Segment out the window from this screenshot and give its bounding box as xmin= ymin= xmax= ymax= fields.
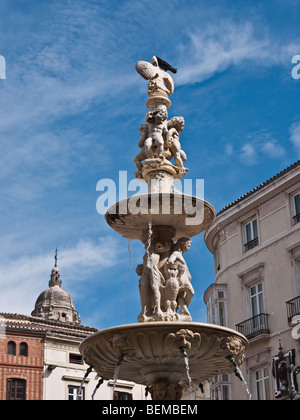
xmin=68 ymin=385 xmax=84 ymax=400
xmin=243 ymin=219 xmax=259 ymax=252
xmin=6 ymin=378 xmax=26 ymax=400
xmin=251 ymin=283 xmax=264 ymax=317
xmin=250 ymin=282 xmax=267 ymax=331
xmin=206 ymin=287 xmax=227 ymax=327
xmin=69 ymin=353 xmax=83 ymax=364
xmin=214 ymin=248 xmax=221 ymax=272
xmin=292 ymin=193 xmax=300 ymax=225
xmin=20 ymin=342 xmax=28 ymax=356
xmin=254 ymin=368 xmax=270 ymax=400
xmin=113 ymin=391 xmax=133 ymax=400
xmin=210 ymin=374 xmax=231 ymax=400
xmin=7 ymin=341 xmax=16 ymax=355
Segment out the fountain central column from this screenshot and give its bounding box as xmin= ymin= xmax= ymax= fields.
xmin=79 ymin=56 xmax=248 ymax=401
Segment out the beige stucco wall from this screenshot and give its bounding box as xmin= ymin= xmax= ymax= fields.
xmin=204 ymin=164 xmax=300 ymax=400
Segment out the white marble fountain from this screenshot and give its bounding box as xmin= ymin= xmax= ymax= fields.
xmin=79 ymin=56 xmax=248 ymax=400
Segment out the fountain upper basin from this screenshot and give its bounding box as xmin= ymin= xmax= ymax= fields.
xmin=105 ymin=193 xmax=216 ymax=241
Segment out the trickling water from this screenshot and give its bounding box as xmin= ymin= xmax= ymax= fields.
xmin=184 ymin=356 xmax=193 ymax=396
xmin=112 ymin=365 xmax=120 ymax=399
xmin=122 ymin=239 xmax=132 ymax=323
xmin=76 ymin=366 xmax=92 ymax=400
xmin=146 ymin=217 xmax=153 ymax=256
xmin=180 ymin=347 xmax=193 ymax=399
xmin=227 ymin=356 xmax=252 ymax=400
xmin=233 ymin=365 xmax=252 ymax=400
xmin=242 ymin=379 xmax=252 ymax=400
xmin=112 ymin=356 xmax=123 ymax=400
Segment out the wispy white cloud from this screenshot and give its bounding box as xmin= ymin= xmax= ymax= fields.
xmin=0 ymin=237 xmax=121 ymax=315
xmin=0 ymin=1 xmax=137 ymax=134
xmin=289 ymin=122 xmax=300 ymax=154
xmin=176 ymin=20 xmax=294 ymax=86
xmin=240 ymin=143 xmax=257 ymax=165
xmin=237 ymin=131 xmax=286 ymax=165
xmin=261 ymin=141 xmax=285 ymax=158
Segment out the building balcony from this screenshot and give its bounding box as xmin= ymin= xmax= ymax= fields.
xmin=236 ymin=313 xmax=270 ymax=340
xmin=293 ymin=213 xmax=300 ymax=224
xmin=286 ymin=296 xmax=300 ymax=323
xmin=244 ymin=237 xmax=259 ymax=252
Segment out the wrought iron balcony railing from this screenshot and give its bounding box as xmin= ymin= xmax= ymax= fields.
xmin=286 ymin=296 xmax=300 ymax=323
xmin=236 ymin=313 xmax=270 ymax=339
xmin=244 ymin=237 xmax=259 ymax=252
xmin=293 ymin=213 xmax=300 ymax=224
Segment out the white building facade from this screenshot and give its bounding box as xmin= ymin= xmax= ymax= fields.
xmin=43 ymin=331 xmax=146 ymax=400
xmin=204 ymin=160 xmax=300 ymax=400
xmin=25 ymin=257 xmax=147 ymax=400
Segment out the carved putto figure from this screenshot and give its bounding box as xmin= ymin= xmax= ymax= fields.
xmin=166 ymin=116 xmax=187 ymax=169
xmin=134 ymin=56 xmax=189 ymax=183
xmin=144 ymin=106 xmax=169 ymax=159
xmin=133 ymin=111 xmax=188 ymax=175
xmin=137 ymin=234 xmax=193 ymax=323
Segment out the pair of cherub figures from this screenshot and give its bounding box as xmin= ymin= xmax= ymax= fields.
xmin=137 ymin=236 xmax=194 ymax=322
xmin=134 ymin=106 xmax=187 ymax=173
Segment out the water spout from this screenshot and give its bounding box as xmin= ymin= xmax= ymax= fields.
xmin=199 ymin=383 xmax=206 ymax=400
xmin=117 ymin=354 xmax=124 ymax=365
xmin=226 ymin=356 xmax=252 ymax=400
xmin=112 ymin=355 xmax=124 ymax=399
xmin=181 ymin=347 xmax=193 ymax=397
xmin=122 ymin=239 xmax=132 ymax=323
xmin=76 ymin=365 xmax=93 ymax=400
xmin=180 ymin=346 xmax=188 ymax=357
xmin=226 ymin=356 xmax=244 ymax=381
xmin=91 ymin=377 xmax=104 ymax=400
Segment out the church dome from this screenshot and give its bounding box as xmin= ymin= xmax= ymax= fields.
xmin=35 ymin=285 xmax=76 ymax=309
xmin=31 ymin=253 xmax=81 ymax=325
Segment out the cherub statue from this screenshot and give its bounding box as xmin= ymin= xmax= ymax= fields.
xmin=144 ymin=107 xmax=168 ymax=159
xmin=133 ymin=124 xmax=149 ymax=171
xmin=137 ymin=238 xmax=172 ymax=322
xmin=167 ymin=237 xmax=194 ymax=318
xmin=165 ymin=116 xmax=187 ymax=168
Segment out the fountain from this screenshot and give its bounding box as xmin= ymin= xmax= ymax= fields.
xmin=79 ymin=56 xmax=248 ymax=400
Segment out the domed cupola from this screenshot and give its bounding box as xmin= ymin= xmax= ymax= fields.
xmin=31 ymin=250 xmax=81 ymax=325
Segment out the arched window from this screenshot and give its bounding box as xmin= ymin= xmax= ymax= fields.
xmin=7 ymin=341 xmax=16 ymax=355
xmin=19 ymin=342 xmax=28 ymax=357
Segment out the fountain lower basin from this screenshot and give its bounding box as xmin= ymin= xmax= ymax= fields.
xmin=79 ymin=321 xmax=248 ymax=399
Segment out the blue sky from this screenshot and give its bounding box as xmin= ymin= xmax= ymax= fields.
xmin=0 ymin=0 xmax=299 ymax=329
